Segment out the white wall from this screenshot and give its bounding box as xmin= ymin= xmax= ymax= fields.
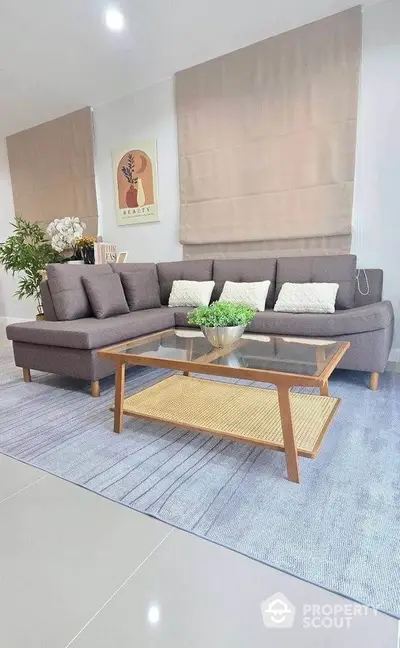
xmin=352 ymin=0 xmax=400 ymax=353
xmin=93 ymin=78 xmax=182 ymax=263
xmin=1 ymin=1 xmax=400 ymax=365
xmin=0 ymin=139 xmax=36 ymax=324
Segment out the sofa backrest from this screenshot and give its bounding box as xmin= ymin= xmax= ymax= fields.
xmin=212 ymin=258 xmax=277 ymax=309
xmin=40 ymin=280 xmax=58 ymax=321
xmin=41 ymin=257 xmax=383 ymax=322
xmin=156 ymin=259 xmax=213 ymax=305
xmin=110 ymin=262 xmax=156 ymax=275
xmin=275 ymin=255 xmax=357 ymax=309
xmin=46 ymin=263 xmax=113 ymax=320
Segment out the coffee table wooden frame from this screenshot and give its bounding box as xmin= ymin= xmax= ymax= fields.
xmin=99 ymin=330 xmax=349 ymax=484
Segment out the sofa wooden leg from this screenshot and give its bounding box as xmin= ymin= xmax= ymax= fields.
xmin=91 ymin=380 xmax=101 ymax=398
xmin=369 ymin=372 xmax=379 ymax=391
xmin=23 ymin=368 xmax=31 ymax=383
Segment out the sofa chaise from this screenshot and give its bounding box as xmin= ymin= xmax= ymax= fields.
xmin=6 ymin=254 xmax=394 ymax=395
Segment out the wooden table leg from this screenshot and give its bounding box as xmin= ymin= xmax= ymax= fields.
xmin=320 ymin=381 xmax=329 ymax=396
xmin=114 ymin=362 xmax=126 ymax=434
xmin=23 ymin=368 xmax=31 ymax=383
xmin=183 ymin=339 xmax=193 ymax=376
xmin=316 ymin=346 xmax=326 ymax=375
xmin=277 ymin=387 xmax=300 ymax=483
xmin=316 ymin=347 xmax=329 ymax=396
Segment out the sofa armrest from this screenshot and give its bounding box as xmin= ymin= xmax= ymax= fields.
xmin=355 ymin=269 xmax=383 ymax=307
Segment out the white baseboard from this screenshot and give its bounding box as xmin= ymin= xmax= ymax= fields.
xmin=0 ymin=316 xmax=31 ymax=328
xmin=0 ymin=317 xmax=31 ymax=345
xmin=0 ymin=317 xmax=32 ymax=341
xmin=389 ymin=348 xmax=400 ymax=363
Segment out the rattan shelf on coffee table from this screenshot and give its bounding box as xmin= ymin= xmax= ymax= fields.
xmin=122 ymin=375 xmax=340 ymax=458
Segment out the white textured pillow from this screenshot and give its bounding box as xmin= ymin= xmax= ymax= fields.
xmin=274 ymin=283 xmax=339 ymax=314
xmin=219 ymin=280 xmax=271 ymax=312
xmin=168 ymin=280 xmax=215 ymax=308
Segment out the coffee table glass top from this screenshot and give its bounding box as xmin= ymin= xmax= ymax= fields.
xmin=102 ymin=329 xmax=346 ymax=378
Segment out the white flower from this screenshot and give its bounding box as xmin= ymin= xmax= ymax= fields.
xmin=47 ymin=216 xmax=86 ymax=251
xmin=50 ymin=233 xmax=64 ymax=252
xmin=46 ymin=222 xmax=56 ymax=237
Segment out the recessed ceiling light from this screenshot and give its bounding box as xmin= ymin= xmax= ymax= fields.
xmin=105 ymin=7 xmax=125 ymax=32
xmin=147 ymin=605 xmax=160 ymax=625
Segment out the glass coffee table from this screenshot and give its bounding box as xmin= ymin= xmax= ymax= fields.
xmin=99 ymin=330 xmax=349 ymax=483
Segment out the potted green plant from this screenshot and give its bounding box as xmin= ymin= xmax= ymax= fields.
xmin=0 ymin=216 xmax=62 ymax=319
xmin=188 ymin=301 xmax=256 ymax=347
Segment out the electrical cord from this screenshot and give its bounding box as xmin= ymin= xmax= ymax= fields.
xmin=356 ymin=269 xmax=370 ymax=296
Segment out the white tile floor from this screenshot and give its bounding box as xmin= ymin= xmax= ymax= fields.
xmin=0 ymin=453 xmax=398 ymax=648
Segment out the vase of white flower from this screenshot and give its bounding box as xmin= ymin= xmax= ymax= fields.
xmin=46 ymin=217 xmax=86 ymax=260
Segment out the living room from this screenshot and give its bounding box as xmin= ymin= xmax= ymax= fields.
xmin=0 ymin=0 xmax=399 ymax=646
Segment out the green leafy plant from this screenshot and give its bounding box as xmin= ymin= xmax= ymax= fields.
xmin=0 ymin=216 xmax=62 ymax=315
xmin=188 ymin=301 xmax=256 ymax=328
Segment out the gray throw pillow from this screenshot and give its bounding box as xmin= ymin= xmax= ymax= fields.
xmin=120 ymin=269 xmax=161 ymax=311
xmin=82 ymin=274 xmax=129 ymax=319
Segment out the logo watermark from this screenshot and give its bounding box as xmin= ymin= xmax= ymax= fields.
xmin=261 ymin=593 xmax=378 ymax=630
xmin=260 ymin=594 xmax=296 ymax=629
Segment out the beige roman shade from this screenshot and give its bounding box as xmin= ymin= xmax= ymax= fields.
xmin=176 ymin=8 xmax=362 ymax=259
xmin=6 ymin=107 xmax=98 ymax=236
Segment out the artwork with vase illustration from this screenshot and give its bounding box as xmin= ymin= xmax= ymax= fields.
xmin=113 ymin=141 xmax=159 ymax=225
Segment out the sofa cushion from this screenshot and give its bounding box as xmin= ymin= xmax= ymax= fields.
xmin=121 ymin=269 xmax=161 ymax=311
xmin=47 ymin=263 xmax=113 ymax=321
xmin=274 ymin=282 xmax=339 ymax=314
xmin=275 ymin=255 xmax=357 ymax=309
xmin=172 ymin=302 xmax=393 ymax=337
xmin=212 ymin=258 xmax=277 ymax=308
xmin=6 ymin=308 xmax=175 ymax=350
xmin=157 ymin=260 xmax=213 ymax=305
xmin=171 ymin=307 xmax=195 ymax=328
xmin=174 ymin=301 xmax=393 ymax=337
xmin=82 ymin=273 xmax=129 ymax=319
xmin=246 ymin=301 xmax=393 ymax=337
xmin=168 ymin=280 xmax=215 ymax=308
xmin=219 ymin=280 xmax=271 ymax=312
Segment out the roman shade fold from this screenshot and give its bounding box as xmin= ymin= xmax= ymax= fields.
xmin=6 ymin=107 xmax=98 ymax=236
xmin=176 ymin=7 xmax=362 ymax=259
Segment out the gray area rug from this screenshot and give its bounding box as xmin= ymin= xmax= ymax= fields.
xmin=0 ymin=348 xmax=399 ymax=618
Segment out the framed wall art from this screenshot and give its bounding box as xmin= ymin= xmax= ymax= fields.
xmin=113 ymin=140 xmax=159 ymax=226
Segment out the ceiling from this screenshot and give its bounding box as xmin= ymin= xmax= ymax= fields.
xmin=0 ymin=0 xmax=382 ymax=137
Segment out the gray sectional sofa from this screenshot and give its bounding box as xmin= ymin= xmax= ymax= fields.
xmin=6 ymin=254 xmax=394 ymax=395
